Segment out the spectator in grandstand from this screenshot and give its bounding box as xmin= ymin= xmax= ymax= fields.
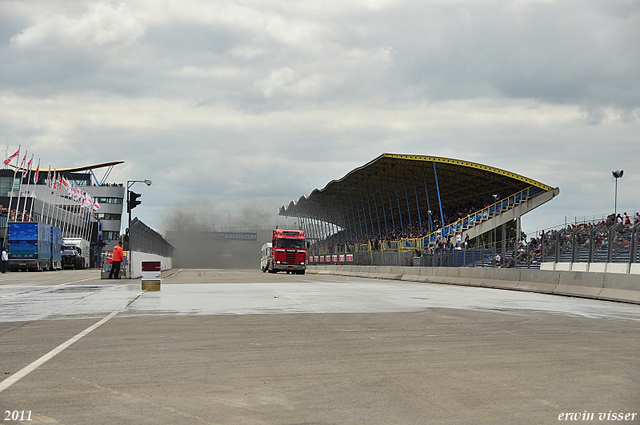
xmin=624 ymin=213 xmax=631 ymax=226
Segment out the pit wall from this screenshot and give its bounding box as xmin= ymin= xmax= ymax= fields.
xmin=129 ymin=251 xmax=172 ymax=279
xmin=308 ymin=265 xmax=640 ymax=305
xmin=541 ymin=262 xmax=640 ymax=275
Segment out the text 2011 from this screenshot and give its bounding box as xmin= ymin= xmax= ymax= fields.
xmin=4 ymin=411 xmax=31 ymax=421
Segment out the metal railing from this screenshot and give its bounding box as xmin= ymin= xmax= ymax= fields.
xmin=541 ymin=222 xmax=640 ymax=265
xmin=308 ymin=238 xmax=541 ymax=269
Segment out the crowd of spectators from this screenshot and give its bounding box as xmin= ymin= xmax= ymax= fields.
xmin=310 ymin=208 xmax=640 ymax=270
xmin=311 ymin=197 xmax=500 ymax=253
xmin=0 ymin=205 xmax=35 ymax=222
xmin=537 ymin=212 xmax=640 ymax=264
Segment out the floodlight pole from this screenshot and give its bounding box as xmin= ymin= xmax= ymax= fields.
xmin=612 ymin=170 xmax=623 ymax=217
xmin=126 ymin=179 xmax=151 ymax=279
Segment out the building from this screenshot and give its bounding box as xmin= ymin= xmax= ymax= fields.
xmin=0 ymin=161 xmax=126 ymax=264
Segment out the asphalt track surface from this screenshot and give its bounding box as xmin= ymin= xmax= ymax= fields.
xmin=0 ymin=268 xmax=639 ymax=425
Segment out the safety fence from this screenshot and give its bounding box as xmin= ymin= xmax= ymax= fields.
xmin=310 ymin=244 xmax=532 ymax=269
xmin=541 ymin=222 xmax=640 ymax=265
xmin=309 ymin=221 xmax=640 ymax=272
xmin=130 ymin=218 xmax=174 ymax=258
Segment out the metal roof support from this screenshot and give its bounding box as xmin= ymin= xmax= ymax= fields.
xmin=312 ymin=216 xmax=319 ymax=240
xmin=394 ymin=176 xmax=404 ymax=237
xmin=329 ymin=209 xmax=337 ymax=246
xmin=340 ymin=201 xmax=350 ymax=244
xmin=433 ymin=161 xmax=446 ymax=236
xmin=348 ymin=200 xmax=356 ymax=243
xmin=365 ymin=187 xmax=375 ymax=241
xmin=332 ymin=212 xmax=338 ymax=246
xmin=313 ymin=208 xmax=321 ymax=240
xmin=342 ymin=199 xmax=352 ymax=243
xmin=315 ymin=216 xmax=322 ymax=241
xmin=339 ymin=207 xmax=347 ymax=246
xmin=323 ymin=214 xmax=330 ymax=241
xmin=324 ymin=215 xmax=330 ymax=241
xmin=412 ymin=170 xmax=423 ymax=236
xmin=422 ymin=165 xmax=433 ymax=233
xmin=307 ymin=216 xmax=313 ymax=240
xmin=360 ymin=192 xmax=370 ymax=240
xmin=350 ymin=196 xmax=361 ymax=242
xmin=402 ymin=173 xmax=413 ymax=235
xmin=371 ymin=186 xmax=382 ymax=240
xmin=386 ymin=180 xmax=396 ymax=238
xmin=331 ymin=208 xmax=341 ymax=246
xmin=379 ymin=182 xmax=389 ymax=239
xmin=360 ymin=192 xmax=368 ymax=240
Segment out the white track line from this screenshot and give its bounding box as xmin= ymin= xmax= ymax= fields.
xmin=0 ymin=291 xmax=144 ymax=394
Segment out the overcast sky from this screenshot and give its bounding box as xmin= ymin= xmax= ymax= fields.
xmin=1 ymin=0 xmax=638 ymax=236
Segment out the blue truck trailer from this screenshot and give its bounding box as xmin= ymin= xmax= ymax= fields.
xmin=51 ymin=226 xmax=62 ymax=270
xmin=8 ymin=222 xmax=62 ymax=271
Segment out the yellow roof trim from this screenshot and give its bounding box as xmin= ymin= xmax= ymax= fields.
xmin=384 ymin=153 xmax=553 ymax=191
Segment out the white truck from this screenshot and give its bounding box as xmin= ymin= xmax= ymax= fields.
xmin=61 ymin=238 xmax=90 ymax=269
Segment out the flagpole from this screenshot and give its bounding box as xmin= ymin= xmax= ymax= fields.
xmin=73 ymin=202 xmax=80 ymax=238
xmin=43 ymin=167 xmax=52 ymax=225
xmin=50 ymin=174 xmax=59 ymax=229
xmin=3 ymin=146 xmax=20 ymax=247
xmin=5 ymin=146 xmax=20 ymax=221
xmin=83 ymin=204 xmax=91 ymax=243
xmin=29 ymin=159 xmax=40 ymax=222
xmin=21 ymin=154 xmax=34 ymax=222
xmin=82 ymin=193 xmax=90 ymax=241
xmin=14 ymin=151 xmax=27 ymax=222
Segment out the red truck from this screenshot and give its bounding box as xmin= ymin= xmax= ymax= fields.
xmin=261 ymin=229 xmax=306 ymax=274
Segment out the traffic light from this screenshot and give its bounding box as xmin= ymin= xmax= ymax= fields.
xmin=128 ymin=191 xmax=142 ymax=212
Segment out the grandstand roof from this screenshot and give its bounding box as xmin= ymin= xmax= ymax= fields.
xmin=13 ymin=160 xmax=125 ymax=173
xmin=279 ymin=153 xmax=554 ymax=225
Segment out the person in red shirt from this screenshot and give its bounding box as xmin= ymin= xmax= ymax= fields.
xmin=109 ymin=241 xmax=124 ymax=279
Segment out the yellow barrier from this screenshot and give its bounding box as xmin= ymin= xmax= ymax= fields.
xmin=356 ymin=243 xmax=372 ymax=252
xmin=382 ymin=241 xmax=399 ymax=251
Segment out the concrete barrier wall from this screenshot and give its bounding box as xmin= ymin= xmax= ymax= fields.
xmin=308 ymin=265 xmax=640 ymax=305
xmin=541 ymin=261 xmax=640 ymax=274
xmin=130 ymin=251 xmax=172 ymax=278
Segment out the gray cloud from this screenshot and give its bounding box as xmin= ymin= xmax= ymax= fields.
xmin=0 ymin=0 xmax=638 ymax=236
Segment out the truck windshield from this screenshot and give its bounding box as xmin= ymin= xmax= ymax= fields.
xmin=276 ymin=239 xmax=305 ymax=249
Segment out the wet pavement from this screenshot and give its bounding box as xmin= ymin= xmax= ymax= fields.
xmin=2 ymin=268 xmax=640 ymax=323
xmin=1 ymin=269 xmax=639 ymax=424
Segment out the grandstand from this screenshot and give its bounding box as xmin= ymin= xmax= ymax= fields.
xmin=279 ymin=153 xmax=560 ymax=267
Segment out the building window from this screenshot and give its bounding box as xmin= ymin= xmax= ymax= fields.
xmin=97 ymin=213 xmax=122 ymax=220
xmin=101 ymin=231 xmax=120 ymax=241
xmin=0 ymin=176 xmax=20 ymax=197
xmin=96 ymin=197 xmax=123 ymax=204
